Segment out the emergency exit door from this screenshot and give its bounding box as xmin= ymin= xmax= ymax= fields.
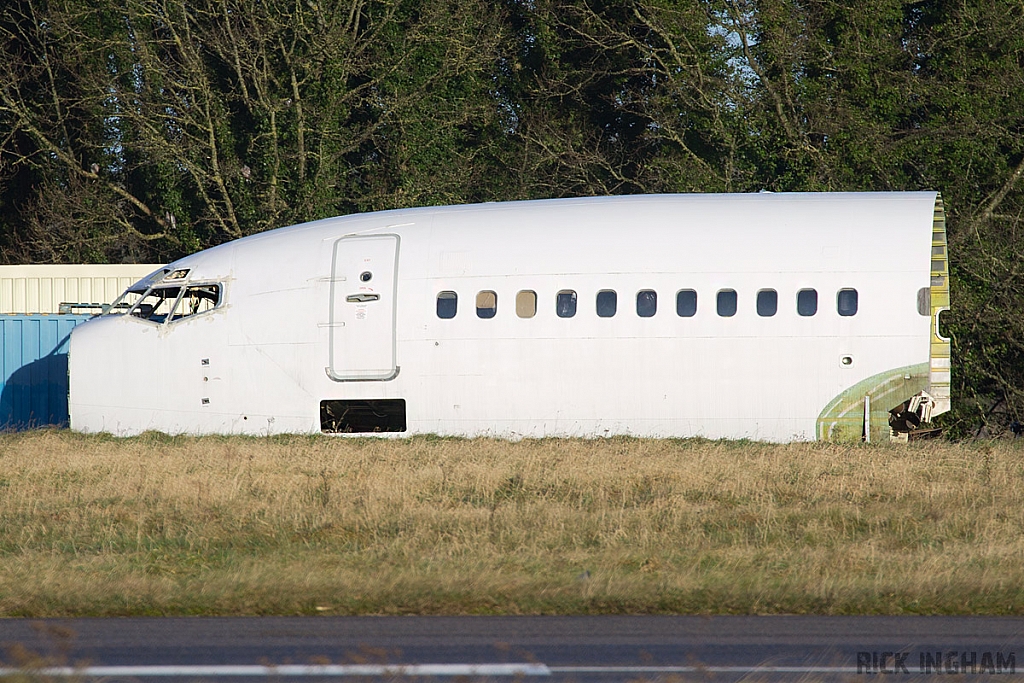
xmin=328 ymin=235 xmax=399 ymax=381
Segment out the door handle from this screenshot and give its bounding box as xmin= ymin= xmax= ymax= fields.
xmin=346 ymin=293 xmax=380 ymax=303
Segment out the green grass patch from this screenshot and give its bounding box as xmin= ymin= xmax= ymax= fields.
xmin=2 ymin=430 xmax=1024 ymax=616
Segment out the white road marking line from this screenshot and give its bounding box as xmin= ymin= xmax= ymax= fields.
xmin=0 ymin=664 xmax=552 ymax=677
xmin=0 ymin=664 xmax=885 ymax=677
xmin=551 ymin=666 xmax=860 ymax=674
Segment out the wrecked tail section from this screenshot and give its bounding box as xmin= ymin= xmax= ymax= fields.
xmin=817 ymin=364 xmax=931 ymax=443
xmin=928 ymin=194 xmax=952 ymax=417
xmin=817 ymin=194 xmax=951 ymax=444
xmin=888 ymin=391 xmax=942 ymax=442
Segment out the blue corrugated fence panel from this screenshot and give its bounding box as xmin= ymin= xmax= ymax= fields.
xmin=38 ymin=319 xmax=57 ymax=422
xmin=3 ymin=319 xmax=23 ymax=420
xmin=54 ymin=317 xmax=82 ymax=426
xmin=26 ymin=318 xmax=47 ymax=427
xmin=0 ymin=314 xmax=92 ymax=430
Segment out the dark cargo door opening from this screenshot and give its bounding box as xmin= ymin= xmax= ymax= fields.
xmin=320 ymin=399 xmax=406 ymax=433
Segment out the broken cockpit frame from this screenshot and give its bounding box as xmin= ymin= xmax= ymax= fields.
xmin=104 ymin=268 xmax=222 ymax=324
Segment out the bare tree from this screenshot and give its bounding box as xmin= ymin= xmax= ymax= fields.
xmin=0 ymin=0 xmax=511 ymax=260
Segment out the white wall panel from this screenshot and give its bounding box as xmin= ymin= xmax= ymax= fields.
xmin=0 ymin=265 xmax=162 ymax=313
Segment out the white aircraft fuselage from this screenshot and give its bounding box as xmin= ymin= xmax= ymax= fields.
xmin=69 ymin=193 xmax=951 ymax=441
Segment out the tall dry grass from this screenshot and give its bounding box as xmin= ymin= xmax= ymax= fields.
xmin=1 ymin=431 xmax=1023 ymax=616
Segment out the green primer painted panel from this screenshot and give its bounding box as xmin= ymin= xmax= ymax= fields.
xmin=816 ymin=363 xmax=929 ymax=442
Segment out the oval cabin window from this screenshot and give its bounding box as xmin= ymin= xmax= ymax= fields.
xmin=556 ymin=290 xmax=577 ymax=318
xmin=837 ymin=288 xmax=858 ymax=316
xmin=676 ymin=290 xmax=697 ymax=317
xmin=516 ymin=290 xmax=537 ymax=318
xmin=917 ymin=287 xmax=930 ymax=316
xmin=797 ymin=289 xmax=817 ymax=316
xmin=756 ymin=289 xmax=777 ymax=317
xmin=436 ymin=291 xmax=457 ymax=319
xmin=596 ymin=290 xmax=617 ymax=317
xmin=476 ymin=291 xmax=497 ymax=318
xmin=717 ymin=289 xmax=737 ymax=317
xmin=636 ymin=290 xmax=657 ymax=317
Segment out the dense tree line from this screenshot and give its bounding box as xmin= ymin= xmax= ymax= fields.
xmin=2 ymin=0 xmax=1023 ymax=436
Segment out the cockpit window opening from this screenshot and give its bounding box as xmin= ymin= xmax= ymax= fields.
xmin=106 ymin=288 xmax=146 ymax=315
xmin=128 ymin=286 xmax=181 ymax=323
xmin=116 ymin=281 xmax=223 ymax=323
xmin=169 ymin=284 xmax=221 ymax=321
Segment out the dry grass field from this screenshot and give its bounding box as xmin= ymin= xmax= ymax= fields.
xmin=1 ymin=430 xmax=1023 ymax=616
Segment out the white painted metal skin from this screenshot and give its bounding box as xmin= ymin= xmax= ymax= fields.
xmin=68 ymin=193 xmax=947 ymax=440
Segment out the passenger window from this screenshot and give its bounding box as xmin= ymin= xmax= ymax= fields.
xmin=837 ymin=288 xmax=858 ymax=316
xmin=717 ymin=289 xmax=737 ymax=317
xmin=169 ymin=284 xmax=220 ymax=321
xmin=797 ymin=289 xmax=818 ymax=316
xmin=436 ymin=291 xmax=457 ymax=319
xmin=476 ymin=291 xmax=497 ymax=318
xmin=676 ymin=289 xmax=697 ymax=317
xmin=596 ymin=290 xmax=617 ymax=317
xmin=516 ymin=290 xmax=537 ymax=318
xmin=556 ymin=290 xmax=577 ymax=318
xmin=917 ymin=287 xmax=930 ymax=316
xmin=756 ymin=289 xmax=777 ymax=317
xmin=636 ymin=290 xmax=657 ymax=317
xmin=129 ymin=287 xmax=180 ymax=323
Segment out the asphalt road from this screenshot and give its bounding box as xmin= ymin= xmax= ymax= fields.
xmin=1 ymin=616 xmax=1022 ymax=681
